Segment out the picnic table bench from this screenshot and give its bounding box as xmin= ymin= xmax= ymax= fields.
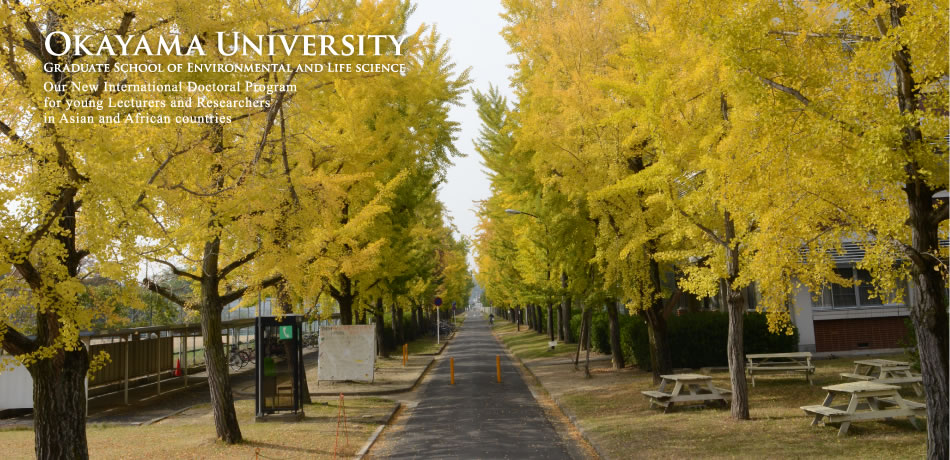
xmin=746 ymin=352 xmax=814 ymax=386
xmin=840 ymin=359 xmax=923 ymax=396
xmin=641 ymin=373 xmax=731 ymax=413
xmin=801 ymin=381 xmax=925 ymax=436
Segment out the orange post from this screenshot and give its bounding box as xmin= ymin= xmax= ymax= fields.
xmin=450 ymin=357 xmax=455 ymax=385
xmin=496 ymin=355 xmax=501 ymax=383
xmin=403 ymin=343 xmax=408 ymax=366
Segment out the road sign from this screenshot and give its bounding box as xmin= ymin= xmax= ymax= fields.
xmin=434 ymin=297 xmax=442 ymax=306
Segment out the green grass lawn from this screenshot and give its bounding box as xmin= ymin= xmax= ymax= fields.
xmin=405 ymin=335 xmax=444 ymax=355
xmin=494 ymin=321 xmax=576 ymax=360
xmin=497 ymin=325 xmax=927 ymax=459
xmin=0 ymin=397 xmax=395 ymax=459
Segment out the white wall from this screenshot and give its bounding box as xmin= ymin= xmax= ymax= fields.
xmin=317 ymin=325 xmax=376 ymax=382
xmin=791 ymin=286 xmax=817 ymax=353
xmin=0 ymin=361 xmax=33 ymax=411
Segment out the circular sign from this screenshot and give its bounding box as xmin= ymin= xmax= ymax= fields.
xmin=434 ymin=297 xmax=442 ymax=306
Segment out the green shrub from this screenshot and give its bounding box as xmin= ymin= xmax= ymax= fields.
xmin=621 ymin=317 xmax=650 ymax=367
xmin=569 ymin=310 xmax=612 ymax=354
xmin=623 ymin=311 xmax=799 ymax=371
xmin=570 ymin=313 xmax=582 ymax=343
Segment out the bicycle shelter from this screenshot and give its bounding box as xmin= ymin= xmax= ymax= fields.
xmin=255 ymin=315 xmax=305 ymax=419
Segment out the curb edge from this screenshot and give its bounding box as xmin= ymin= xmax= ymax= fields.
xmin=491 ymin=328 xmax=611 ymax=460
xmin=354 ymin=401 xmax=402 ymax=460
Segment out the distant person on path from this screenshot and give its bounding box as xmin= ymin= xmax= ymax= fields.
xmin=489 ymin=313 xmax=494 ymax=326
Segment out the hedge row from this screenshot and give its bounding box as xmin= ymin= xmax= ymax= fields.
xmin=571 ymin=310 xmax=799 ymax=370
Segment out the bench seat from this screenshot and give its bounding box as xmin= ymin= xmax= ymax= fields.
xmin=840 ymin=372 xmax=875 ymax=381
xmin=641 ymin=390 xmax=672 ymax=400
xmin=749 ymin=365 xmax=815 ymax=372
xmin=801 ymin=405 xmax=849 ymax=417
xmin=877 ymin=376 xmax=923 ymax=385
xmin=877 ymin=398 xmax=926 ymax=410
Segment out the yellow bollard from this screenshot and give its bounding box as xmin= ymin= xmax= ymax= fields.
xmin=450 ymin=357 xmax=455 ymax=385
xmin=496 ymin=355 xmax=501 ymax=383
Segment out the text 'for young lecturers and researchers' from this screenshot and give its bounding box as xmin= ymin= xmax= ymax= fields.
xmin=43 ymin=32 xmax=406 ymax=125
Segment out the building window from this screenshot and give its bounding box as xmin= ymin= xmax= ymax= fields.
xmin=813 ymin=267 xmax=901 ymax=309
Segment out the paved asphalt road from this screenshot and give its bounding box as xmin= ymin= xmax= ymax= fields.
xmin=382 ymin=314 xmax=572 ymax=459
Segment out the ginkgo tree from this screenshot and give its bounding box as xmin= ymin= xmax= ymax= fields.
xmin=499 ymin=0 xmax=670 ymax=374
xmin=1 ymin=0 xmax=473 ymax=456
xmin=695 ymin=0 xmax=949 ymax=455
xmin=0 ymin=1 xmax=190 ymax=458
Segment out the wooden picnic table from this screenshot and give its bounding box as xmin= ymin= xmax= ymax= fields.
xmin=746 ymin=352 xmax=815 ymax=386
xmin=840 ymin=359 xmax=923 ymax=396
xmin=641 ymin=373 xmax=731 ymax=413
xmin=801 ymin=381 xmax=925 ymax=436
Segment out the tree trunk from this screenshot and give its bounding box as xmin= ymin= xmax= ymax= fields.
xmin=196 ymin=237 xmax=243 ymax=444
xmin=573 ymin=308 xmax=586 ymax=368
xmin=723 ymin=211 xmax=750 ymax=420
xmin=606 ymin=299 xmax=624 ymax=369
xmin=337 ymin=294 xmax=354 ymax=325
xmin=906 ymin=180 xmax=949 ymax=459
xmin=413 ymin=305 xmax=422 ymax=337
xmin=726 ymin=290 xmax=749 ymax=419
xmin=391 ymin=302 xmax=402 ymax=347
xmin=584 ymin=311 xmax=592 ymax=379
xmin=535 ymin=304 xmax=544 ymax=335
xmin=30 ymin=343 xmax=90 ymax=460
xmin=201 ymin=302 xmax=242 ymax=443
xmin=574 ymin=306 xmax=592 ymax=376
xmin=516 ymin=307 xmax=521 ymax=331
xmin=526 ymin=305 xmax=533 ymax=330
xmin=579 ymin=305 xmax=591 ymax=352
xmin=374 ymin=297 xmax=388 ymax=357
xmin=547 ymin=302 xmax=555 ymax=342
xmin=875 ymin=6 xmax=947 ymax=455
xmin=642 ymin=257 xmax=672 ymax=383
xmin=560 ymin=272 xmax=573 ymax=342
xmin=333 ymin=274 xmax=355 ymax=325
xmin=642 ymin=307 xmax=672 ymax=384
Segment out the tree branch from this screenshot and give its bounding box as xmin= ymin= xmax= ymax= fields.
xmin=219 ymin=249 xmax=259 ymax=279
xmin=666 ymin=183 xmax=727 ymax=247
xmin=759 ymin=76 xmax=812 ymax=106
xmin=91 ymin=12 xmax=135 ymax=97
xmin=220 ymin=274 xmax=283 ymax=305
xmin=758 ymin=76 xmax=864 ymax=137
xmin=768 ymin=30 xmax=880 ymax=42
xmin=235 ymin=70 xmax=297 ymax=188
xmin=142 ymin=277 xmax=187 ymax=307
xmin=0 ymin=321 xmax=37 ymax=356
xmin=19 ymin=186 xmax=79 ymax=257
xmin=930 ymin=199 xmax=948 ymax=227
xmin=146 ymin=257 xmax=201 ymax=282
xmin=0 ymin=118 xmax=38 ymax=156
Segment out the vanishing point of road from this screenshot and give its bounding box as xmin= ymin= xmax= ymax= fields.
xmin=375 ymin=314 xmax=573 ymax=459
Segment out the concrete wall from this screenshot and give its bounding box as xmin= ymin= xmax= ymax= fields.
xmin=0 ymin=361 xmax=33 ymax=411
xmin=317 ymin=325 xmax=375 ymax=382
xmin=790 ymin=283 xmax=911 ymax=354
xmin=791 ymin=285 xmax=817 ymax=352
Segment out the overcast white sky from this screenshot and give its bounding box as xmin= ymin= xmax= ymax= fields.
xmin=407 ymin=1 xmax=516 ymax=264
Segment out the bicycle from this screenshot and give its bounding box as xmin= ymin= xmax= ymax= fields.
xmin=228 ymin=345 xmax=246 ymax=371
xmin=240 ymin=346 xmax=255 ymax=365
xmin=303 ymin=332 xmax=320 ymax=349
